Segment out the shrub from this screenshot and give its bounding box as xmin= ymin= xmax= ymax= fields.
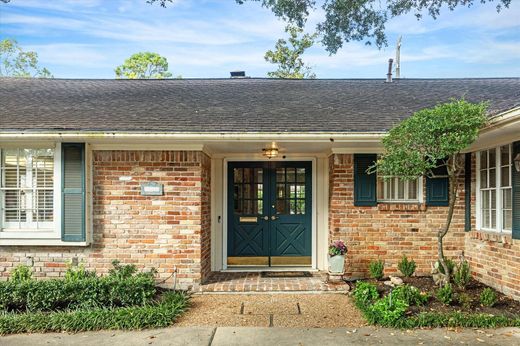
xmin=9 ymin=265 xmax=32 ymax=283
xmin=392 ymin=285 xmax=429 ymax=306
xmin=436 ymin=283 xmax=453 ymax=305
xmin=369 ymin=260 xmax=384 ymax=280
xmin=397 ymin=255 xmax=416 ymax=277
xmin=456 ymin=292 xmax=472 ymax=310
xmin=64 ymin=262 xmax=96 ymax=282
xmin=0 ymin=291 xmax=189 ymax=335
xmin=0 ymin=262 xmax=156 ymax=312
xmin=366 ymin=296 xmax=408 ymax=326
xmin=353 ymin=282 xmax=379 ymax=309
xmin=437 ymin=258 xmax=455 ymax=276
xmin=453 ymin=261 xmax=471 ymax=290
xmin=480 ymin=288 xmax=497 ymax=307
xmin=109 ymin=260 xmax=138 ymax=279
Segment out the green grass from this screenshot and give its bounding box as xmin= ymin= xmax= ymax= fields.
xmin=0 ymin=291 xmax=189 ymax=335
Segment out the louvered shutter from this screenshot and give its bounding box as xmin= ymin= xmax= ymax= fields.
xmin=464 ymin=153 xmax=472 ymax=231
xmin=426 ymin=164 xmax=449 ymax=207
xmin=354 ymin=154 xmax=377 ymax=206
xmin=61 ymin=143 xmax=85 ymax=242
xmin=512 ymin=141 xmax=520 ymax=240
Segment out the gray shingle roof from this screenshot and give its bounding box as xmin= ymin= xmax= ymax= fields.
xmin=1 ymin=78 xmax=519 ymax=133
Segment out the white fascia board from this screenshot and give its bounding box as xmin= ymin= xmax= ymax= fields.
xmin=0 ymin=131 xmax=387 ymax=142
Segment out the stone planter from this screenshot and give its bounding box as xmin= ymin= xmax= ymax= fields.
xmin=328 ymin=254 xmax=345 ymax=274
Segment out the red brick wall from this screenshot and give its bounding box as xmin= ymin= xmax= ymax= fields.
xmin=464 ymin=153 xmax=520 ymax=301
xmin=0 ymin=150 xmax=211 ymax=290
xmin=465 ymin=231 xmax=520 ymax=300
xmin=328 ymin=154 xmax=467 ymax=278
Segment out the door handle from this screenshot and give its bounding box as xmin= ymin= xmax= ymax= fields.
xmin=271 ymin=215 xmax=278 ymax=220
xmin=263 ymin=216 xmax=269 ymax=221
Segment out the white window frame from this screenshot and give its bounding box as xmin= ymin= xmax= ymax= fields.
xmin=0 ymin=143 xmax=62 ymax=239
xmin=476 ymin=144 xmax=513 ymax=234
xmin=377 ymin=176 xmax=423 ymax=203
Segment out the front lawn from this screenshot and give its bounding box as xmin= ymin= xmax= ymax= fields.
xmin=0 ymin=261 xmax=189 ymax=335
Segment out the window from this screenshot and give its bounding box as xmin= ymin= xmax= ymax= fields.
xmin=1 ymin=148 xmax=55 ymax=231
xmin=377 ymin=176 xmax=420 ymax=202
xmin=478 ymin=144 xmax=513 ymax=232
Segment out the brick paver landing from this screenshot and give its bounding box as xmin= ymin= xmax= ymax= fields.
xmin=198 ymin=271 xmax=349 ymax=293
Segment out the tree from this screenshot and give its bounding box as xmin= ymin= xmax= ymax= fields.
xmin=0 ymin=39 xmax=53 ymax=78
xmin=148 ymin=0 xmax=511 ymax=53
xmin=115 ymin=52 xmax=172 ymax=79
xmin=264 ymin=25 xmax=317 ymax=79
xmin=373 ymin=99 xmax=487 ymax=280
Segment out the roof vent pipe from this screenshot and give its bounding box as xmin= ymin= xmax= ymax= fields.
xmin=386 ymin=59 xmax=393 ymax=83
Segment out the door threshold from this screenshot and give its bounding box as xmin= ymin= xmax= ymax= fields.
xmin=223 ymin=266 xmax=317 ymax=272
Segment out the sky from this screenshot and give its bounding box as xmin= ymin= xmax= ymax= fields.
xmin=1 ymin=0 xmax=519 ymax=79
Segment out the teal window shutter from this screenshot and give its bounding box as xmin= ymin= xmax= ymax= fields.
xmin=512 ymin=141 xmax=520 ymax=240
xmin=354 ymin=154 xmax=377 ymax=206
xmin=61 ymin=143 xmax=86 ymax=242
xmin=426 ymin=164 xmax=449 ymax=206
xmin=464 ymin=153 xmax=471 ymax=231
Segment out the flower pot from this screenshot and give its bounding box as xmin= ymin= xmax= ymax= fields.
xmin=328 ymin=254 xmax=345 ymax=274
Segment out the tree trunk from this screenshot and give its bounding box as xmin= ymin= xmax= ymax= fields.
xmin=437 ymin=154 xmax=461 ymax=283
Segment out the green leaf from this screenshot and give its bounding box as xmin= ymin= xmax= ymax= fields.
xmin=115 ymin=52 xmax=173 ymax=79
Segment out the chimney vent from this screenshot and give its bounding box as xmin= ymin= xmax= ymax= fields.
xmin=386 ymin=59 xmax=393 ymax=83
xmin=230 ymin=71 xmax=246 ymax=78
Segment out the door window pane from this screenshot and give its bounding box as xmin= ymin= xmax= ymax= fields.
xmin=233 ymin=168 xmax=242 ymax=183
xmin=296 ymin=168 xmax=305 ymax=183
xmin=276 ymin=168 xmax=285 ymax=182
xmin=274 ymin=166 xmax=307 ymax=215
xmin=233 ymin=167 xmax=263 ymax=215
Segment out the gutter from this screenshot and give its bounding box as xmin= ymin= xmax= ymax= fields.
xmin=0 ymin=131 xmax=387 ymax=142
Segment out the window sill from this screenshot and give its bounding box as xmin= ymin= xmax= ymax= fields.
xmin=377 ymin=203 xmax=426 ymax=212
xmin=0 ymin=229 xmax=59 ymax=239
xmin=470 ymin=229 xmax=513 ymax=244
xmin=0 ymin=239 xmax=90 ymax=247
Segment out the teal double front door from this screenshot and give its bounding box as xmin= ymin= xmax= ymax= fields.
xmin=227 ymin=161 xmax=312 ymax=267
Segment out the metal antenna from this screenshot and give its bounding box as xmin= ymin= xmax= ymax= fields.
xmin=395 ymin=36 xmax=402 ymax=79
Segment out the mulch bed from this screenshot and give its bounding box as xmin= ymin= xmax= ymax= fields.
xmin=364 ymin=276 xmax=520 ymax=318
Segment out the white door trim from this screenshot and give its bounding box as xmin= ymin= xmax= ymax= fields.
xmin=221 ymin=157 xmax=318 ymax=271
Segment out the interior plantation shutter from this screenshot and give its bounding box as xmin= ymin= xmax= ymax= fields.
xmin=61 ymin=143 xmax=86 ymax=242
xmin=512 ymin=141 xmax=520 ymax=240
xmin=354 ymin=154 xmax=377 ymax=206
xmin=464 ymin=153 xmax=472 ymax=231
xmin=426 ymin=163 xmax=449 ymax=207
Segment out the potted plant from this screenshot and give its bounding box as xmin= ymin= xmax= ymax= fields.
xmin=328 ymin=240 xmax=347 ymax=274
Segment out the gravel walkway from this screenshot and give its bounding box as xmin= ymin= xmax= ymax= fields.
xmin=176 ymin=293 xmax=366 ymax=328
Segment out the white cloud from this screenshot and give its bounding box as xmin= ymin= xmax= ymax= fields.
xmin=25 ymin=43 xmax=109 ymax=67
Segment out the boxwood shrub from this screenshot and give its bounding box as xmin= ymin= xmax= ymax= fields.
xmin=0 ymin=262 xmax=156 ymax=312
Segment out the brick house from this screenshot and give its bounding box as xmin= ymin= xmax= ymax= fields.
xmin=0 ymin=78 xmax=519 ymax=299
